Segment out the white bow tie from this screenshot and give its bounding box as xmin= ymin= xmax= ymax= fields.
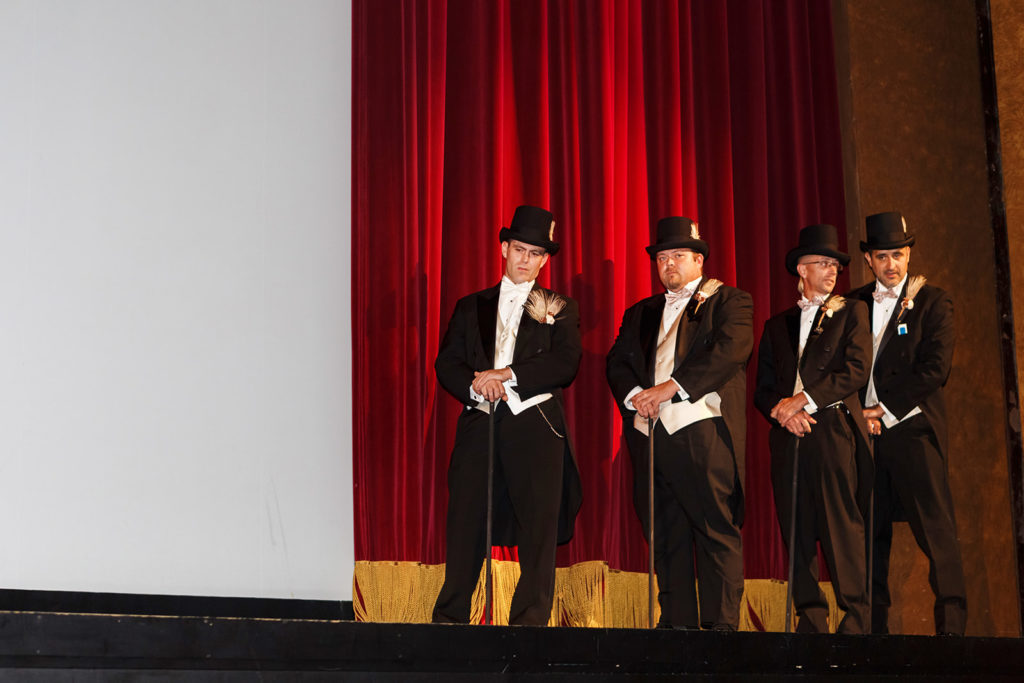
xmin=665 ymin=284 xmax=697 ymax=307
xmin=500 ymin=277 xmax=533 ymax=297
xmin=797 ymin=295 xmax=826 ymax=312
xmin=872 ymin=286 xmax=899 ymax=303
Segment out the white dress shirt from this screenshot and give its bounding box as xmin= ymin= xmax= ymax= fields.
xmin=471 ymin=276 xmax=553 ymax=415
xmin=794 ymin=297 xmax=823 ymax=414
xmin=626 ymin=276 xmax=722 ymax=435
xmin=866 ymin=274 xmax=922 ymax=427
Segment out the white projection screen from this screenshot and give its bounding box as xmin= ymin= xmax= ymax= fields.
xmin=0 ymin=0 xmax=353 ymax=601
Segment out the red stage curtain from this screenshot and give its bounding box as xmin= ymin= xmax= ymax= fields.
xmin=353 ymin=0 xmax=848 ymax=579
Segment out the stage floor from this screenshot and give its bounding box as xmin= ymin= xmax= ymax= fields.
xmin=0 ymin=611 xmax=1021 ymax=681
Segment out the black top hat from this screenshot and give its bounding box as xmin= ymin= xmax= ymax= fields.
xmin=860 ymin=211 xmax=914 ymax=252
xmin=785 ymin=224 xmax=850 ymax=276
xmin=646 ymin=216 xmax=709 ymax=258
xmin=499 ymin=205 xmax=559 ymax=255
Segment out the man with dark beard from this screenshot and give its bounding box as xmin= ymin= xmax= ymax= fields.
xmin=606 ymin=216 xmax=752 ymax=630
xmin=848 ymin=211 xmax=966 ymax=635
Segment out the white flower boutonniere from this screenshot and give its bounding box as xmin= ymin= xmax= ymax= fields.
xmin=524 ymin=289 xmax=566 ymax=325
xmin=895 ymin=275 xmax=926 ymax=324
xmin=814 ymin=295 xmax=846 ymax=334
xmin=690 ymin=278 xmax=723 ymax=317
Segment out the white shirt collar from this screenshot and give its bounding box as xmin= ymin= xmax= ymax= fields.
xmin=500 ymin=275 xmax=535 ymax=296
xmin=665 ymin=276 xmax=703 ymax=304
xmin=874 ymin=273 xmax=908 ymax=298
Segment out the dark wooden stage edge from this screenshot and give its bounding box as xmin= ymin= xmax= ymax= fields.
xmin=0 ymin=588 xmax=352 ymax=622
xmin=0 ymin=612 xmax=1022 ymax=681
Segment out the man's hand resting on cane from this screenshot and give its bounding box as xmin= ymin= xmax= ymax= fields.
xmin=472 ymin=368 xmax=511 ymax=403
xmin=631 ymin=380 xmax=679 ymax=420
xmin=780 ymin=411 xmax=816 ymax=437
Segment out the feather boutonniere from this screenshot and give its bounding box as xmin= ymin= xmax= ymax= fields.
xmin=693 ymin=278 xmax=723 ymax=312
xmin=524 ymin=289 xmax=566 ymax=325
xmin=690 ymin=278 xmax=723 ymax=318
xmin=813 ymin=295 xmax=846 ymax=334
xmin=895 ymin=275 xmax=926 ymax=324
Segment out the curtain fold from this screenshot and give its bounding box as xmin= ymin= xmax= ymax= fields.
xmin=353 ymin=0 xmax=848 ymax=579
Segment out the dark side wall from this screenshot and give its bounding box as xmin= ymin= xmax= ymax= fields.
xmin=833 ymin=0 xmax=1020 ymax=636
xmin=991 ymin=0 xmax=1024 ymax=637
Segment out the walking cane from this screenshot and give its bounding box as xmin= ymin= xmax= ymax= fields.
xmin=867 ymin=489 xmax=874 ymax=625
xmin=648 ymin=416 xmax=656 ymax=629
xmin=867 ymin=431 xmax=877 ymax=627
xmin=785 ymin=436 xmax=800 ymax=633
xmin=485 ymin=400 xmax=496 ymax=625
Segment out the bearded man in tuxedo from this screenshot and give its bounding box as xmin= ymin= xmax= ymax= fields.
xmin=848 ymin=211 xmax=966 ymax=635
xmin=432 ymin=205 xmax=582 ymax=626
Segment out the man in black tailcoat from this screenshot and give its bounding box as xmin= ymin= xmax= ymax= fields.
xmin=606 ymin=217 xmax=752 ymax=630
xmin=432 ymin=205 xmax=583 ymax=626
xmin=848 ymin=211 xmax=966 ymax=635
xmin=754 ymin=224 xmax=873 ymax=634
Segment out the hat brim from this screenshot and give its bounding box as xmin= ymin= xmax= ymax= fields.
xmin=499 ymin=227 xmax=560 ymax=255
xmin=646 ymin=239 xmax=709 ymax=259
xmin=785 ymin=246 xmax=851 ymax=276
xmin=859 ymin=235 xmax=915 ymax=252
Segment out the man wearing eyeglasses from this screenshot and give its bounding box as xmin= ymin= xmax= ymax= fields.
xmin=754 ymin=223 xmax=873 ymax=633
xmin=848 ymin=211 xmax=966 ymax=635
xmin=606 ymin=216 xmax=752 ymax=631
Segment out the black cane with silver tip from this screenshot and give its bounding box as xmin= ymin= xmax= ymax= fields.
xmin=485 ymin=400 xmax=496 ymax=625
xmin=785 ymin=436 xmax=800 ymax=633
xmin=867 ymin=431 xmax=877 ymax=629
xmin=648 ymin=415 xmax=656 ymax=629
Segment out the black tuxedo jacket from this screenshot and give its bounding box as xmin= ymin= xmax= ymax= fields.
xmin=847 ymin=279 xmax=954 ymax=460
xmin=435 ymin=282 xmax=583 ymax=544
xmin=754 ymin=295 xmax=874 ymax=511
xmin=605 ymin=280 xmax=753 ymax=502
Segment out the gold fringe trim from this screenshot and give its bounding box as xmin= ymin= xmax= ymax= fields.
xmin=488 ymin=560 xmax=520 ymax=625
xmin=555 ymin=561 xmax=606 ymax=627
xmin=353 ymin=560 xmax=843 ymax=631
xmin=740 ymin=578 xmax=788 ymax=631
xmin=351 ymin=560 xmax=445 ymax=623
xmin=606 ymin=567 xmax=658 ymax=628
